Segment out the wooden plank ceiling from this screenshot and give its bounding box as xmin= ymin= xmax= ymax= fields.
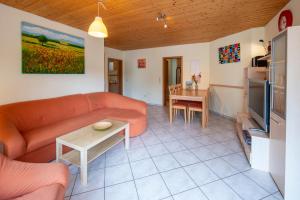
xmin=1 ymin=0 xmax=289 ymax=50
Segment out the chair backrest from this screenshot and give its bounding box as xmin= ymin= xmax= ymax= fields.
xmin=168 ymin=85 xmax=176 ymax=95
xmin=175 ymin=84 xmax=182 ymax=92
xmin=206 ymin=87 xmax=210 ymax=109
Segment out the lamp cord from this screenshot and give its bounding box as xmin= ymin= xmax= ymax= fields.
xmin=97 ymin=1 xmax=107 ymax=17
xmin=97 ymin=2 xmax=100 ymax=17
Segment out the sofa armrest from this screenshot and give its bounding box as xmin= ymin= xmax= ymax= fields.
xmin=108 ymin=93 xmax=147 ymax=115
xmin=0 ymin=142 xmax=3 ymax=154
xmin=11 ymin=184 xmax=65 ymax=200
xmin=0 ymin=155 xmax=69 ymax=200
xmin=0 ymin=116 xmax=26 ymax=159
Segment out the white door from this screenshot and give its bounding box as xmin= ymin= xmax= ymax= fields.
xmin=269 ymin=31 xmax=287 ymax=195
xmin=269 ymin=113 xmax=286 ymax=194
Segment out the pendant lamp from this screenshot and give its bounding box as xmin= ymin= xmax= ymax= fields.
xmin=88 ymin=1 xmax=108 ymax=38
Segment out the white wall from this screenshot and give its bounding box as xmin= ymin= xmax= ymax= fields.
xmin=209 ymin=28 xmax=265 ymax=118
xmin=285 ymin=26 xmax=300 ymax=200
xmin=104 ymin=47 xmax=124 ymax=92
xmin=265 ymin=0 xmax=300 ymax=41
xmin=104 ymin=1 xmax=299 ymax=117
xmin=107 ymin=28 xmax=264 ymax=112
xmin=123 ymin=43 xmax=210 ymax=105
xmin=0 ymin=4 xmax=105 ymax=105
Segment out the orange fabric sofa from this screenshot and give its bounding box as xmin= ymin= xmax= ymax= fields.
xmin=0 ymin=92 xmax=147 ymax=163
xmin=0 ymin=154 xmax=69 ymax=200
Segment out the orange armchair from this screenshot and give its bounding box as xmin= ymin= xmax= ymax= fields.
xmin=0 ymin=153 xmax=69 ymax=200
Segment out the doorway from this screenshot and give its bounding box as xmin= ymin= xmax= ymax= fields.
xmin=108 ymin=58 xmax=123 ymax=95
xmin=162 ymin=56 xmax=183 ymax=106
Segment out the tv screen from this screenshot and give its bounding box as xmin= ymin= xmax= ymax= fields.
xmin=249 ymin=81 xmax=265 ymax=118
xmin=248 ymin=79 xmax=270 ymax=132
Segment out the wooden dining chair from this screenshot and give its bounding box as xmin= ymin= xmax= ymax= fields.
xmin=169 ymin=85 xmax=187 ymax=123
xmin=188 ymin=89 xmax=209 ymax=126
xmin=205 ymin=88 xmax=209 ymax=124
xmin=174 ymin=83 xmax=187 ymax=105
xmin=175 ymin=84 xmax=182 ymax=91
xmin=187 ymin=102 xmax=203 ymax=123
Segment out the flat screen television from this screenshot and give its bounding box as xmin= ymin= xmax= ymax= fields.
xmin=248 ymin=79 xmax=270 ymax=132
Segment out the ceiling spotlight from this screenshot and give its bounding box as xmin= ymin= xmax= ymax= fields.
xmin=156 ymin=12 xmax=168 ymax=29
xmin=164 ymin=22 xmax=168 ymax=29
xmin=156 ymin=12 xmax=166 ymax=21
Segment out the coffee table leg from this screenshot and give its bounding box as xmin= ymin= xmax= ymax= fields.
xmin=80 ymin=150 xmax=88 ymax=185
xmin=125 ymin=125 xmax=130 ymax=150
xmin=56 ymin=142 xmax=62 ymax=163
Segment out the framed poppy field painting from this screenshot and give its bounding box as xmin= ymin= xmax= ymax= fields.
xmin=21 ymin=22 xmax=85 ymax=74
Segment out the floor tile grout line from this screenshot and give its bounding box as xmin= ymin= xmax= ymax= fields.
xmin=103 ymin=152 xmax=107 ymax=200
xmin=242 ymin=171 xmax=279 ymax=194
xmin=66 ymin=107 xmax=277 ymax=199
xmin=69 ymin=187 xmax=105 ymax=198
xmin=220 ymin=179 xmax=245 ymax=200
xmin=142 ymin=136 xmax=174 ymax=199
xmin=203 ymin=159 xmax=241 ymax=180
xmin=218 ymin=152 xmax=250 ymax=170
xmin=177 ymin=159 xmax=211 ymax=200
xmin=170 ymin=148 xmax=200 ymax=169
xmin=67 ymin=173 xmax=78 ymax=199
xmin=126 ymin=151 xmax=141 ymax=200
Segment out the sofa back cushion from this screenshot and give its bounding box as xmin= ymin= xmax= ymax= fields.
xmin=86 ymin=92 xmax=147 ymax=115
xmin=86 ymin=92 xmax=107 ymax=111
xmin=0 ymin=94 xmax=90 ymax=132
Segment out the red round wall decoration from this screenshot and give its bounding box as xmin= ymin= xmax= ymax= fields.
xmin=278 ymin=10 xmax=293 ymax=32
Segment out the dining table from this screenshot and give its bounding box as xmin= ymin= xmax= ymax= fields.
xmin=169 ymin=89 xmax=209 ymax=128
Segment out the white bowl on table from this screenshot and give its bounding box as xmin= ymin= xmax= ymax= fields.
xmin=93 ymin=121 xmax=112 ymax=130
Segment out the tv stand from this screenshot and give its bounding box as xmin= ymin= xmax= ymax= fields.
xmin=249 ymin=127 xmax=267 ymax=133
xmin=236 ymin=112 xmax=270 ymax=171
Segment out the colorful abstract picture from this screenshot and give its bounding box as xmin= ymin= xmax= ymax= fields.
xmin=218 ymin=43 xmax=241 ymax=64
xmin=138 ymin=58 xmax=146 ymax=68
xmin=21 ymin=22 xmax=85 ymax=74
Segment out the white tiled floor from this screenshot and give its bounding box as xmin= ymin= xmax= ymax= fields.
xmin=64 ymin=105 xmax=283 ymax=200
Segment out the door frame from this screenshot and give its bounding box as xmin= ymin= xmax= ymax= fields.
xmin=162 ymin=56 xmax=183 ymax=106
xmin=107 ymin=58 xmax=123 ymax=95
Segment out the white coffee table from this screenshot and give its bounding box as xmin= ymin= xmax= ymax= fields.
xmin=56 ymin=119 xmax=130 ymax=185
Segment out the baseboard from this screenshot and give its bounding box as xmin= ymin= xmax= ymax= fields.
xmin=209 ymin=110 xmax=235 ymax=121
xmin=147 ymin=103 xmax=164 ymax=106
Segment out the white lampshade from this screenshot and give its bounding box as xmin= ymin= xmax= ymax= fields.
xmin=88 ymin=16 xmax=108 ymax=38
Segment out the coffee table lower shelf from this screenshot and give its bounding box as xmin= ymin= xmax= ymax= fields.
xmin=60 ymin=134 xmax=125 ymax=166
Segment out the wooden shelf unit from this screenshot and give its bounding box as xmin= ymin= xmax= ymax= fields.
xmin=251 ymin=67 xmax=269 ymax=73
xmin=236 ymin=112 xmax=270 ymax=171
xmin=257 ymin=54 xmax=271 ymax=61
xmin=236 ymin=113 xmax=251 ymax=160
xmin=236 ymin=64 xmax=271 ymax=171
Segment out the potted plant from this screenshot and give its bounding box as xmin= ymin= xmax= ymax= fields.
xmin=192 ymin=73 xmax=202 ymax=90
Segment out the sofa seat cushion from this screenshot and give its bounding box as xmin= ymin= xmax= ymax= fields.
xmin=101 ymin=108 xmax=144 ymax=122
xmin=10 ymin=184 xmax=65 ymax=200
xmin=23 ymin=110 xmax=106 ymax=153
xmin=101 ymin=108 xmax=147 ymax=137
xmin=23 ymin=108 xmax=146 ymax=153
